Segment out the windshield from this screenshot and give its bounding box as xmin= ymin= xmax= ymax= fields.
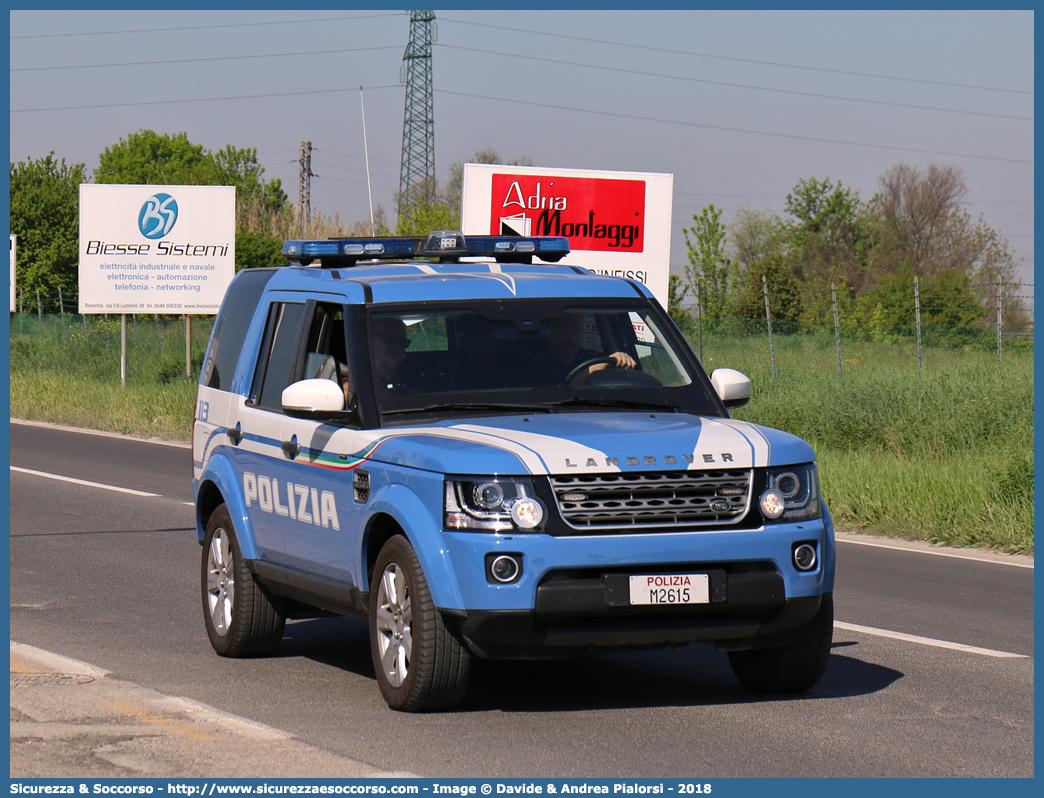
xmin=367 ymin=299 xmax=722 ymax=421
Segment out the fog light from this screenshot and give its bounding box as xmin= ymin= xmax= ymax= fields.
xmin=490 ymin=555 xmax=520 ymax=583
xmin=760 ymin=489 xmax=785 ymax=519
xmin=510 ymin=497 xmax=544 ymax=529
xmin=793 ymin=543 xmax=817 ymax=571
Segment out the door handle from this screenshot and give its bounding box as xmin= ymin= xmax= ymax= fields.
xmin=227 ymin=426 xmax=243 ymax=444
xmin=281 ymin=440 xmax=300 ymax=458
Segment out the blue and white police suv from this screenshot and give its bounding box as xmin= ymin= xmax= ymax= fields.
xmin=193 ymin=231 xmax=835 ymax=711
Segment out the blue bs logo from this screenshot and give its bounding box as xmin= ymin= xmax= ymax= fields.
xmin=138 ymin=193 xmax=178 ymax=239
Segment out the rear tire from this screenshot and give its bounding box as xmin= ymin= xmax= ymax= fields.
xmin=201 ymin=503 xmax=285 ymax=657
xmin=369 ymin=535 xmax=471 ymax=711
xmin=728 ymin=593 xmax=833 ymax=693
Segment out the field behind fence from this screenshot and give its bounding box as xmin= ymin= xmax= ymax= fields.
xmin=9 ymin=279 xmax=1036 ymax=382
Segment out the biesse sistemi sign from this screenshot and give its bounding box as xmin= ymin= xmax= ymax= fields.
xmin=78 ymin=184 xmax=235 ymax=314
xmin=460 ymin=164 xmax=673 ymax=308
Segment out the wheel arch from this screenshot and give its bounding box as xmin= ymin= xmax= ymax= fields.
xmin=195 ymin=452 xmax=262 ymax=560
xmin=363 ymin=483 xmax=465 ymax=610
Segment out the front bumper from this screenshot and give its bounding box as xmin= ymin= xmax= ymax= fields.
xmin=448 ymin=569 xmax=822 ymax=658
xmin=435 ymin=521 xmax=832 ymax=658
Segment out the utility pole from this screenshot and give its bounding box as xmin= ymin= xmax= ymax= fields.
xmin=299 ymin=141 xmax=314 ymax=229
xmin=399 ymin=10 xmax=436 ymax=219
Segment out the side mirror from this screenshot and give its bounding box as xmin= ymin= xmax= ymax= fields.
xmin=282 ymin=378 xmax=347 ymax=419
xmin=710 ymin=368 xmax=751 ymax=409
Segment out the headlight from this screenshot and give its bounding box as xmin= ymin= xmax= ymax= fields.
xmin=445 ymin=478 xmax=546 ymax=532
xmin=760 ymin=464 xmax=821 ymax=522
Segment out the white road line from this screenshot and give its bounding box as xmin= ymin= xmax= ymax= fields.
xmin=10 ymin=466 xmax=160 ymax=498
xmin=837 ymin=537 xmax=1033 ymax=568
xmin=834 ymin=621 xmax=1028 ymax=659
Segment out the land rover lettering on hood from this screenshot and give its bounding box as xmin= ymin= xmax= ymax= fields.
xmin=192 ymin=230 xmax=835 ymax=712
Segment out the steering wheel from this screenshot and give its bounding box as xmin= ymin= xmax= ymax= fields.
xmin=564 ymin=357 xmax=616 ymax=385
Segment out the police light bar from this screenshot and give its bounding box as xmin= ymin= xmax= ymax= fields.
xmin=282 ymin=231 xmax=570 ymax=266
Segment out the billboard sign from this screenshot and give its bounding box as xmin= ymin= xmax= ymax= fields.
xmin=461 ymin=164 xmax=673 ymax=307
xmin=78 ymin=184 xmax=235 ymax=314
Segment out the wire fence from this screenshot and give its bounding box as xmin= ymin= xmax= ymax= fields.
xmin=8 ymin=281 xmax=1035 ymax=385
xmin=677 ymin=278 xmax=1033 ymax=379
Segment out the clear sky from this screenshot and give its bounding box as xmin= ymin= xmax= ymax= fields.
xmin=8 ymin=7 xmax=1035 ymax=310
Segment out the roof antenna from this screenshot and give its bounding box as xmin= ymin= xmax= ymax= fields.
xmin=360 ymin=85 xmax=375 ymax=235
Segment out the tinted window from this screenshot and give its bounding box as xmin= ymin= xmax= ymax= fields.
xmin=256 ymin=303 xmax=307 ymax=410
xmin=202 ymin=269 xmax=276 ymax=390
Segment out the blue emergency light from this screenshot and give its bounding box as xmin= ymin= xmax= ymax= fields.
xmin=282 ymin=230 xmax=570 ymax=266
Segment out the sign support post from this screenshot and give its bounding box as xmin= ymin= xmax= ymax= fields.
xmin=120 ymin=314 xmax=127 ymax=387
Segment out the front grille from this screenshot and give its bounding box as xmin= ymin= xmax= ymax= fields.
xmin=551 ymin=470 xmax=752 ymax=530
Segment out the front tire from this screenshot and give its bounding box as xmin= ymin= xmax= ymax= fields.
xmin=201 ymin=503 xmax=285 ymax=657
xmin=369 ymin=535 xmax=471 ymax=711
xmin=728 ymin=593 xmax=833 ymax=693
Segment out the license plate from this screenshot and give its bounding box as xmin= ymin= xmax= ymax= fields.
xmin=629 ymin=574 xmax=710 ymax=605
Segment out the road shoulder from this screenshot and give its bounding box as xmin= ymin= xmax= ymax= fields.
xmin=10 ymin=641 xmax=416 ymax=779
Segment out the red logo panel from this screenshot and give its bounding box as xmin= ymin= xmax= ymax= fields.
xmin=489 ymin=174 xmax=646 ymax=252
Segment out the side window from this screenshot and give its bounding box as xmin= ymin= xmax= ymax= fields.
xmin=255 ymin=302 xmax=308 ymax=410
xmin=202 ymin=269 xmax=276 ymax=390
xmin=303 ymin=303 xmax=348 ymax=389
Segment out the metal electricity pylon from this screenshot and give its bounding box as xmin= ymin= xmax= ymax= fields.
xmin=299 ymin=141 xmax=314 ymax=228
xmin=398 ymin=10 xmax=436 ymax=217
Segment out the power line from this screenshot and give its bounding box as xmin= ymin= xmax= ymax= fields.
xmin=16 ymin=80 xmax=1027 ymax=167
xmin=10 ymin=84 xmax=402 ymax=113
xmin=10 ymin=13 xmax=407 ymax=39
xmin=437 ymin=16 xmax=1034 ymax=96
xmin=437 ymin=43 xmax=1033 ymax=122
xmin=314 ymin=148 xmax=400 ymax=167
xmin=10 ymin=45 xmax=402 ymax=71
xmin=435 ymin=89 xmax=1033 ymax=165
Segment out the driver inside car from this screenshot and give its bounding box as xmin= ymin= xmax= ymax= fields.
xmin=540 ymin=312 xmax=636 ymax=385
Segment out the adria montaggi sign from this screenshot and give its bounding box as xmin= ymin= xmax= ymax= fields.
xmin=461 ymin=164 xmax=673 ymax=308
xmin=78 ymin=184 xmax=235 ymax=315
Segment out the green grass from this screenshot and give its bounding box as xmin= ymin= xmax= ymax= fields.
xmin=9 ymin=321 xmax=1035 ymax=554
xmin=10 ymin=369 xmax=198 ymax=442
xmin=728 ymin=360 xmax=1034 ymax=555
xmin=10 ymin=314 xmax=209 ymax=441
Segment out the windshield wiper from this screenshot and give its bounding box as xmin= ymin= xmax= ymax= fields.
xmin=382 ymin=402 xmax=555 ymax=416
xmin=546 ymin=398 xmax=680 ymax=411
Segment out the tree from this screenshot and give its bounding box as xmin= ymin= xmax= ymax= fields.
xmin=729 ymin=207 xmax=786 ymax=272
xmin=212 ymin=144 xmax=290 ymax=218
xmin=9 ymin=153 xmax=86 ymax=296
xmin=783 ymin=177 xmax=869 ymax=289
xmin=729 ymin=253 xmax=805 ymax=327
xmin=95 ymin=131 xmax=292 ymax=237
xmin=95 ymin=130 xmax=217 ymax=186
xmin=395 ymin=197 xmax=460 ymax=238
xmin=872 ymin=162 xmax=966 ymax=276
xmin=867 ymin=162 xmax=1022 ymax=324
xmin=234 ymin=230 xmax=285 ymax=272
xmin=683 ymin=204 xmax=734 ymax=320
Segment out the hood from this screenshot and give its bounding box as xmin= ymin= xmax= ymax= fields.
xmin=354 ymin=412 xmax=815 ymax=475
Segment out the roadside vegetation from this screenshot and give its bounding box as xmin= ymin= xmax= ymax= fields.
xmin=8 ymin=317 xmax=1033 ymax=555
xmin=729 ymin=357 xmax=1034 ymax=554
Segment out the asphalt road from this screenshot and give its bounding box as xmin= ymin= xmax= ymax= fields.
xmin=8 ymin=420 xmax=1035 ymax=778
